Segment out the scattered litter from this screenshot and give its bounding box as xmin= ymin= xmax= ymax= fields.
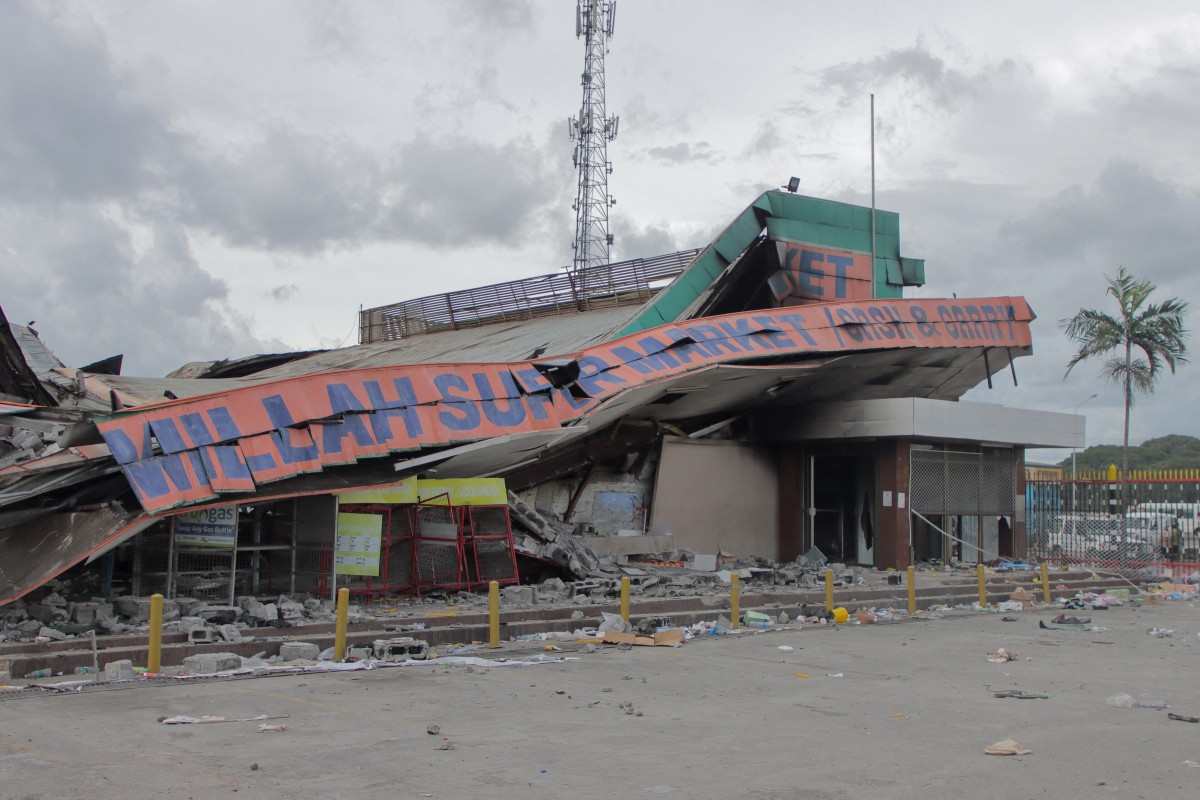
xmin=986 ymin=648 xmax=1017 ymax=663
xmin=1168 ymin=713 xmax=1200 ymax=723
xmin=777 ymin=645 xmax=794 ymax=653
xmin=436 ymin=740 xmax=456 ymax=751
xmin=160 ymin=713 xmax=290 ymax=725
xmin=1185 ymin=760 xmax=1200 ymax=768
xmin=256 ymin=723 xmax=288 ymax=733
xmin=426 ymin=725 xmax=440 ymax=735
xmin=794 ymin=672 xmax=810 ymax=679
xmin=992 ymin=689 xmax=1049 ymax=700
xmin=1106 ymin=693 xmax=1136 ymax=709
xmin=1149 ymin=628 xmax=1175 ymax=638
xmin=1051 ymin=614 xmax=1090 ymax=625
xmin=983 ymin=738 xmax=1032 ymax=756
xmin=827 ymin=672 xmax=844 ymax=678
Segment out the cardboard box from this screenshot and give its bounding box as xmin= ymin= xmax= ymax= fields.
xmin=652 ymin=629 xmax=684 ymax=647
xmin=603 ymin=629 xmax=682 ymax=647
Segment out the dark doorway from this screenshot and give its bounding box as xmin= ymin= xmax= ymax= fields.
xmin=811 ymin=456 xmax=876 ymax=565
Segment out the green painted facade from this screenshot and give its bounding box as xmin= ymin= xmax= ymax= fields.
xmin=614 ymin=190 xmax=925 ymax=338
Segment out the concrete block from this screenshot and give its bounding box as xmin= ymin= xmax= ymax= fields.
xmin=277 ymin=601 xmax=305 ymax=621
xmin=346 ymin=646 xmax=373 ymax=661
xmin=70 ymin=602 xmax=101 ymax=626
xmin=114 ymin=597 xmax=180 ymax=623
xmin=278 ymin=641 xmax=320 ymax=661
xmin=502 ymin=586 xmax=536 ymax=605
xmin=25 ymin=604 xmax=68 ymax=624
xmin=178 ymin=616 xmax=206 ymax=634
xmin=216 ymin=624 xmax=244 ymax=643
xmin=37 ymin=626 xmax=67 ymax=641
xmin=188 ymin=627 xmax=215 ymax=644
xmin=586 ymin=534 xmax=675 ymax=558
xmin=371 ymin=637 xmax=429 ymax=662
xmin=104 ymin=659 xmax=135 ymax=680
xmin=174 ymin=597 xmax=204 ymax=616
xmin=182 ymin=652 xmax=241 ymax=674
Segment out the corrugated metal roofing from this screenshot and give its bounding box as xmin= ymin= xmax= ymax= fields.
xmin=244 ymin=306 xmax=633 ymax=381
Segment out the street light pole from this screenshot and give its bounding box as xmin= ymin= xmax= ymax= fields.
xmin=1071 ymin=393 xmax=1099 ymax=512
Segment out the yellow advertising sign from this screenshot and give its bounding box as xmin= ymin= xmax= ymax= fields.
xmin=337 ymin=478 xmax=506 ymax=507
xmin=334 ymin=512 xmax=383 ymax=576
xmin=416 ymin=478 xmax=507 ymax=506
xmin=336 ymin=480 xmax=418 ymax=505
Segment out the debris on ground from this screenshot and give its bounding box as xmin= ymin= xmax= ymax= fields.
xmin=983 ymin=738 xmax=1032 ymax=756
xmin=986 ymin=648 xmax=1017 ymax=663
xmin=991 ymin=689 xmax=1048 ymax=699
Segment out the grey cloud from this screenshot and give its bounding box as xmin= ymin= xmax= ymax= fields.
xmin=268 ymin=284 xmax=300 ymax=302
xmin=744 ymin=121 xmax=783 ymax=157
xmin=819 ymin=41 xmax=988 ymax=111
xmin=0 ymin=208 xmax=285 ymax=376
xmin=610 ymin=214 xmax=684 ymax=262
xmin=445 ymin=0 xmax=536 ymax=33
xmin=380 ymin=134 xmax=560 ymax=247
xmin=997 ymin=160 xmax=1200 ymax=282
xmin=0 ymin=3 xmax=180 ymax=205
xmin=174 ymin=127 xmax=385 ymax=253
xmin=645 ymin=141 xmax=717 ymax=164
xmin=301 ymin=0 xmax=366 ymax=62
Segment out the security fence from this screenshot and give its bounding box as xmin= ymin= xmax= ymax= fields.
xmin=1026 ymin=470 xmax=1200 ymax=579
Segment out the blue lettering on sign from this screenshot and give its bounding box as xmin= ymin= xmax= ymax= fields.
xmin=203 ymin=445 xmax=253 ymax=483
xmin=473 ymin=372 xmax=527 ymax=427
xmin=750 ymin=316 xmax=796 ymax=349
xmin=262 ymin=395 xmax=318 ymax=463
xmin=574 ymin=355 xmax=626 ymax=397
xmin=179 ymin=413 xmax=217 ymax=447
xmin=825 ymin=253 xmax=853 ymax=298
xmin=207 ymin=407 xmax=242 ymax=441
xmin=775 ymin=313 xmax=819 ymax=347
xmin=363 ymin=380 xmax=423 ymax=440
xmin=149 ymin=418 xmax=189 ymax=454
xmin=434 ymin=373 xmax=482 ymax=431
xmin=798 ymin=250 xmax=826 ymax=297
xmin=104 ymin=424 xmax=154 ymax=465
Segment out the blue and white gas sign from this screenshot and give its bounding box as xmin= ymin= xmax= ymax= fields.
xmin=173 ymin=506 xmax=238 ymax=548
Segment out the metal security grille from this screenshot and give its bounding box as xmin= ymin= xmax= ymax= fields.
xmin=910 ymin=447 xmax=1016 ymax=516
xmin=1027 ymin=474 xmax=1200 ymax=578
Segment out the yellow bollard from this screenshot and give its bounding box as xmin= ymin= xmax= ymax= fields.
xmin=333 ymin=587 xmax=350 ymax=662
xmin=731 ymin=573 xmax=740 ymax=629
xmin=977 ymin=563 xmax=987 ymax=606
xmin=620 ymin=576 xmax=630 ymax=623
xmin=147 ymin=593 xmax=163 ymax=674
xmin=1041 ymin=562 xmax=1051 ymax=605
xmin=488 ymin=581 xmax=500 ymax=648
xmin=824 ymin=569 xmax=834 ymax=611
xmin=907 ymin=565 xmax=916 ymax=615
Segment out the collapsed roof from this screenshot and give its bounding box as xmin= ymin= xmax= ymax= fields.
xmin=0 ymin=190 xmax=1035 ymax=604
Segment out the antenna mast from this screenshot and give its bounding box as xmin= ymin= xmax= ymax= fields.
xmin=568 ymin=0 xmax=618 ymax=294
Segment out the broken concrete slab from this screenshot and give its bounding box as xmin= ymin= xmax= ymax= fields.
xmin=586 ymin=534 xmax=675 ymax=557
xmin=278 ymin=641 xmax=320 ymax=661
xmin=104 ymin=659 xmax=134 ymax=680
xmin=182 ymin=652 xmax=241 ymax=674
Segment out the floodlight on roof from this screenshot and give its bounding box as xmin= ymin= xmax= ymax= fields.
xmin=784 ymin=177 xmax=800 ymax=193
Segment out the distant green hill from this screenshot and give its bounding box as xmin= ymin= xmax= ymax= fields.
xmin=1057 ymin=435 xmax=1200 ymax=472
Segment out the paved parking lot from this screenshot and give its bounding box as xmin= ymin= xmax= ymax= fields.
xmin=2 ymin=597 xmax=1198 ymax=800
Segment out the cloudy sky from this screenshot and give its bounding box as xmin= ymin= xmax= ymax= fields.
xmin=3 ymin=1 xmax=1199 ymax=457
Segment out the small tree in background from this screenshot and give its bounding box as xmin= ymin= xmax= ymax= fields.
xmin=1061 ymin=267 xmax=1189 ymax=477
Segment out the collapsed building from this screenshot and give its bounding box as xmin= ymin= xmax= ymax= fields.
xmin=0 ymin=190 xmax=1081 ymax=610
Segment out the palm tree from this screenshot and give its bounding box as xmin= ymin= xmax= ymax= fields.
xmin=1060 ymin=267 xmax=1189 ymax=477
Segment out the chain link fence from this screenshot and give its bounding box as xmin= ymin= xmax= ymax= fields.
xmin=1027 ymin=475 xmax=1200 ymax=580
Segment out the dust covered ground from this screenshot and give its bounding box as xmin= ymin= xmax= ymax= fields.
xmin=1 ymin=598 xmax=1198 ymax=800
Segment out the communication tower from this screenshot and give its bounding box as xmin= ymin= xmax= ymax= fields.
xmin=568 ymin=0 xmax=619 ymax=289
